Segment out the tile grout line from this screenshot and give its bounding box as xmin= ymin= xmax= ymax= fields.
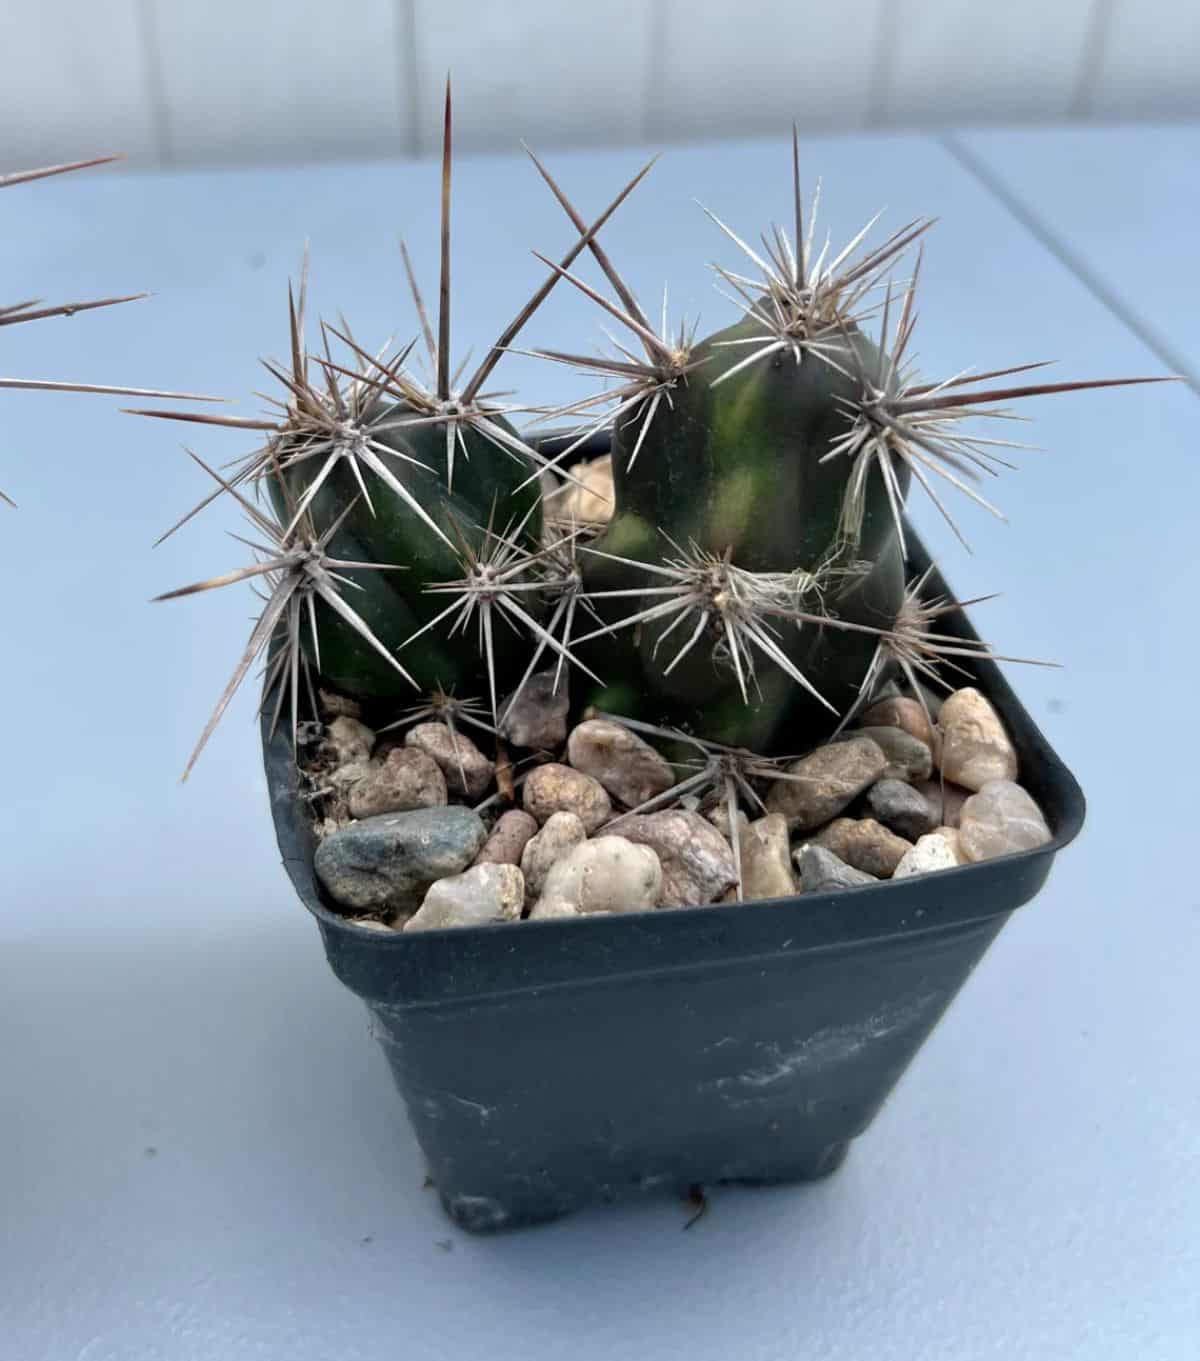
xmin=939 ymin=132 xmax=1199 ymax=398
xmin=1069 ymin=0 xmax=1116 ymax=120
xmin=397 ymin=0 xmax=423 ymax=158
xmin=134 ymin=0 xmax=173 ymax=168
xmin=864 ymin=0 xmax=900 ymax=129
xmin=641 ymin=0 xmax=668 ymax=141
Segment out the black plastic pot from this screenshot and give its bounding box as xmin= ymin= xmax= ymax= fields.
xmin=262 ymin=443 xmax=1084 ymax=1234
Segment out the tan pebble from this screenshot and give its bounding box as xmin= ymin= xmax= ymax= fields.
xmin=520 ymin=811 xmax=588 ymax=901
xmin=325 ymin=715 xmax=375 ymax=765
xmin=319 ymin=688 xmax=362 ymax=721
xmin=566 ymin=718 xmax=674 ymax=809
xmin=547 ymin=454 xmax=613 ymax=524
xmin=813 ymin=817 xmax=913 ymax=878
xmin=403 ymin=864 xmax=525 ymax=932
xmin=533 ymin=836 xmax=662 ymax=916
xmin=766 ymin=737 xmax=887 ymax=831
xmin=958 ymin=780 xmax=1050 ymax=862
xmin=847 ymin=726 xmax=933 ymax=782
xmin=938 ymin=687 xmax=1018 ymax=792
xmin=738 ymin=814 xmax=796 ymax=901
xmin=860 ymin=696 xmax=933 ymax=751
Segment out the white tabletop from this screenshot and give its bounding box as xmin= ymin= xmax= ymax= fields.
xmin=3 ymin=125 xmax=1198 ymax=1360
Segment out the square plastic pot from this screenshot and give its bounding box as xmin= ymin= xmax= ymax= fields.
xmin=262 ymin=531 xmax=1083 ymax=1234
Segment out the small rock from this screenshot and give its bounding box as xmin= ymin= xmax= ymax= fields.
xmin=893 ymin=832 xmax=965 ymax=879
xmin=794 ymin=844 xmax=878 ymax=892
xmin=933 ymin=825 xmax=965 ymax=857
xmin=325 ymin=715 xmax=375 ymax=766
xmin=319 ymin=688 xmax=362 ymax=721
xmin=866 ymin=778 xmax=937 ymax=841
xmin=813 ymin=817 xmax=913 ymax=878
xmin=765 ymin=737 xmax=887 ymax=831
xmin=614 ymin=811 xmax=736 ymax=906
xmin=860 ymin=696 xmax=934 ymax=751
xmin=520 ymin=811 xmax=588 ymax=901
xmin=328 ymin=759 xmax=371 ymax=791
xmin=737 ymin=814 xmax=796 ymax=901
xmin=348 ymin=748 xmax=447 ymax=819
xmin=472 ymin=809 xmax=539 ymax=867
xmin=959 ymin=780 xmax=1051 ymax=862
xmin=527 ymin=897 xmax=582 ymax=921
xmin=405 ymin=722 xmax=495 ymax=801
xmin=314 ymin=807 xmax=487 ymax=913
xmin=533 ymin=836 xmax=663 ymax=916
xmin=549 ymin=453 xmax=613 ymax=524
xmin=938 ymin=687 xmax=1018 ymax=791
xmin=842 ymin=725 xmax=933 ymax=782
xmin=404 ymin=864 xmax=525 ymax=932
xmin=706 ymin=804 xmax=748 ymax=840
xmin=523 ymin=763 xmax=612 ymax=833
xmin=566 ymin=719 xmax=674 ymax=809
xmin=499 ymin=669 xmax=570 ymax=750
xmin=351 ymin=917 xmax=397 ymax=932
xmin=913 ymin=778 xmax=972 ymax=829
xmin=539 ymin=467 xmax=561 ymax=502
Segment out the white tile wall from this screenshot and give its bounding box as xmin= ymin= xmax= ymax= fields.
xmin=1 ymin=0 xmax=157 ymax=169
xmin=148 ymin=0 xmax=406 ymax=165
xmin=651 ymin=0 xmax=886 ymax=138
xmin=883 ymin=0 xmax=1097 ymax=125
xmin=2 ymin=0 xmax=1199 ymax=172
xmin=411 ymin=0 xmax=652 ymax=154
xmin=1091 ymin=0 xmax=1200 ymax=119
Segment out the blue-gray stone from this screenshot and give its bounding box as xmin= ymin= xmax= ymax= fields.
xmin=314 ymin=806 xmax=487 ymax=914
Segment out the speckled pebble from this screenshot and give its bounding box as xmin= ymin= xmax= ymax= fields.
xmin=404 ymin=722 xmax=495 ymax=800
xmin=523 ymin=763 xmax=612 ymax=832
xmin=615 ymin=810 xmax=736 ymax=906
xmin=348 ymin=748 xmax=447 ymax=819
xmin=499 ymin=669 xmax=570 ymax=750
xmin=472 ymin=809 xmax=539 ymax=867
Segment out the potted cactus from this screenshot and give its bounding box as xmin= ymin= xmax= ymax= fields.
xmin=136 ymin=89 xmax=1164 ymax=1231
